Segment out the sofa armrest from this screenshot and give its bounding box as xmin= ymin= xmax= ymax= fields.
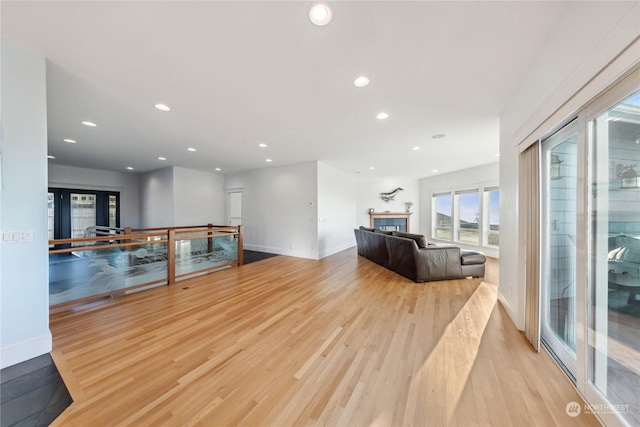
xmin=415 ymin=246 xmax=463 ymax=281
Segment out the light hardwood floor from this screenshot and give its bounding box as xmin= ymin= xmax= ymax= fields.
xmin=49 ymin=248 xmax=598 ymax=426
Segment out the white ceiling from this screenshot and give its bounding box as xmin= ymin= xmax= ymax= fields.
xmin=2 ymin=1 xmax=570 ymax=179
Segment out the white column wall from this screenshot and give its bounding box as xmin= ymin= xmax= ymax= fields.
xmin=139 ymin=167 xmax=174 ymax=227
xmin=173 ymin=167 xmax=225 ymax=226
xmin=317 ymin=162 xmax=357 ymax=258
xmin=0 ymin=43 xmax=51 ymax=368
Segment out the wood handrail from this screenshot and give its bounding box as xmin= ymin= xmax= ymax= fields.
xmin=129 ymin=224 xmax=229 ymax=232
xmin=49 ymin=231 xmax=166 ymax=245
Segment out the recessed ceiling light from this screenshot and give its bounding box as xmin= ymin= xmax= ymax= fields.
xmin=259 ymin=143 xmax=267 ymax=148
xmin=63 ymin=139 xmax=77 ymax=144
xmin=412 ymin=146 xmax=421 ymax=151
xmin=309 ymin=2 xmax=332 ymax=26
xmin=187 ymin=147 xmax=197 ymax=152
xmin=158 ymin=156 xmax=167 ymax=161
xmin=265 ymin=158 xmax=273 ymax=162
xmin=154 ymin=103 xmax=171 ymax=112
xmin=81 ymin=121 xmax=97 ymax=127
xmin=369 ymin=166 xmax=375 ymax=170
xmin=432 ymin=133 xmax=446 ymax=139
xmin=376 ymin=112 xmax=389 ymax=120
xmin=215 ymin=167 xmax=222 ymax=171
xmin=126 ymin=166 xmax=134 ymax=170
xmin=432 ymin=169 xmax=438 ymax=173
xmin=47 ymin=155 xmax=56 ymax=159
xmin=353 ymin=76 xmax=370 ymax=88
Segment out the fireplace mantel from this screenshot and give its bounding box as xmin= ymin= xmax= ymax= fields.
xmin=369 ymin=212 xmax=412 ymax=233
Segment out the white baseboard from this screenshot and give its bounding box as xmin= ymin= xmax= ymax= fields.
xmin=318 ymin=242 xmax=356 ymax=259
xmin=497 ymin=289 xmax=522 ymax=331
xmin=1 ymin=331 xmax=52 ymax=369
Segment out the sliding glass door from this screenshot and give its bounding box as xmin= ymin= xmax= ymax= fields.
xmin=587 ymin=89 xmax=640 ymax=426
xmin=541 ymin=121 xmax=579 ymax=378
xmin=536 ymin=68 xmax=640 ymax=426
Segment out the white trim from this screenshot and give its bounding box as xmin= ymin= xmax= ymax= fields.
xmin=516 ymin=35 xmax=640 ymax=151
xmin=497 ymin=290 xmax=521 ymax=330
xmin=318 ymin=242 xmax=356 ymax=259
xmin=0 ymin=331 xmax=52 ymax=370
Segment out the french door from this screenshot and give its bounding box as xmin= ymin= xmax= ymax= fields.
xmin=48 ymin=188 xmax=120 ymax=241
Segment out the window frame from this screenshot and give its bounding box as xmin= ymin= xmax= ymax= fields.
xmin=432 ymin=192 xmax=453 ymax=241
xmin=431 ymin=185 xmax=500 ymax=251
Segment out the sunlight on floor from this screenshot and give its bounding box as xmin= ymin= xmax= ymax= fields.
xmin=407 ymin=281 xmax=497 ymax=424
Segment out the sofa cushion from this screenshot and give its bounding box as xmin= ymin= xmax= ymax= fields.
xmin=392 ymin=231 xmax=428 ymax=248
xmin=359 ymin=226 xmax=376 ymax=232
xmin=460 ymin=250 xmax=486 ymax=265
xmin=375 ymin=229 xmax=393 ymax=235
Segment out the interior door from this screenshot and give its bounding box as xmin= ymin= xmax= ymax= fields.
xmin=541 ymin=120 xmax=579 ymax=378
xmin=228 ymin=191 xmax=243 ymax=226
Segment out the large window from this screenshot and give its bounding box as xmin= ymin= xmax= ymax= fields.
xmin=484 ymin=187 xmax=500 ymax=246
xmin=434 ymin=193 xmax=452 ymax=240
xmin=432 ymin=187 xmax=499 ymax=248
xmin=456 ymin=190 xmax=480 ymax=244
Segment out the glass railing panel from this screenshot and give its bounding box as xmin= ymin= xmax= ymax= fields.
xmin=175 ymin=234 xmax=238 ymax=278
xmin=49 ymin=240 xmax=168 ymax=306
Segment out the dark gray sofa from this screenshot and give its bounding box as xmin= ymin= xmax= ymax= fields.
xmin=354 ymin=227 xmax=486 ymax=282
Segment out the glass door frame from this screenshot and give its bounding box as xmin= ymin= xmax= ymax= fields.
xmin=540 ymin=118 xmax=585 ymax=381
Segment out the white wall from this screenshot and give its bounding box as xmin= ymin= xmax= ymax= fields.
xmin=317 ymin=162 xmax=357 ymax=258
xmin=225 ymin=162 xmax=319 ymax=259
xmin=173 ymin=167 xmax=225 ymax=226
xmin=140 ymin=166 xmax=225 ymax=228
xmin=48 ymin=164 xmax=140 ymax=227
xmin=139 ymin=167 xmax=174 ymax=227
xmin=0 ymin=43 xmax=51 ymax=369
xmin=419 ymin=163 xmax=500 ymax=258
xmin=499 ymin=1 xmax=639 ymax=329
xmin=356 ymin=175 xmax=420 ymax=233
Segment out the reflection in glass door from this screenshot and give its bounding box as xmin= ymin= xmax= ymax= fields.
xmin=541 ymin=121 xmax=578 ymax=377
xmin=70 ymin=193 xmax=96 ymax=239
xmin=588 ymin=91 xmax=640 ymax=426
